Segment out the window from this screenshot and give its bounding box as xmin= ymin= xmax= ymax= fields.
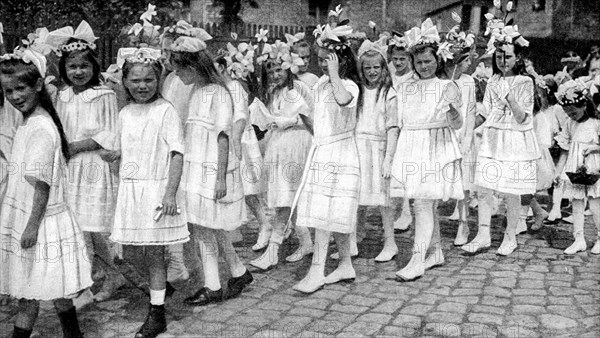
xmin=532 ymin=0 xmax=546 ymax=12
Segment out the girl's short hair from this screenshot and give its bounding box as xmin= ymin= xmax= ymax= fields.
xmin=0 ymin=58 xmax=70 ymax=160
xmin=122 ymin=61 xmax=163 ymax=103
xmin=410 ymin=44 xmax=446 ymax=79
xmin=491 ymin=43 xmax=527 ymax=76
xmin=58 ymin=38 xmax=101 ymax=87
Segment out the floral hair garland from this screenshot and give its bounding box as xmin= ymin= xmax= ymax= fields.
xmin=439 ymin=12 xmax=475 ymax=62
xmin=0 ymin=47 xmax=47 ymax=76
xmin=46 ymin=20 xmax=97 ymax=56
xmin=555 ymin=79 xmax=589 ymax=106
xmin=224 ymin=41 xmax=256 ymax=79
xmin=256 ymin=36 xmax=304 ymax=74
xmin=313 ymin=5 xmax=353 ymax=51
xmin=126 ymin=3 xmax=162 ymax=48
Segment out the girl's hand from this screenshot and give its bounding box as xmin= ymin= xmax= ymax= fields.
xmin=161 ymin=193 xmax=179 ymax=216
xmin=215 ymin=179 xmax=227 ymax=200
xmin=326 ymin=52 xmax=340 ymax=78
xmin=20 ymin=225 xmax=39 ymax=249
xmin=382 ymin=157 xmax=393 ymax=179
xmin=99 ymin=150 xmax=120 ymax=163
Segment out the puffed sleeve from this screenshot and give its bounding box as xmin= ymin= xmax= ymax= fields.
xmin=342 ymin=79 xmax=360 ymax=109
xmin=160 ymin=104 xmax=185 ymax=155
xmin=23 ymin=125 xmax=56 ymax=186
xmin=91 ymin=91 xmax=120 ymax=151
xmin=212 ymin=85 xmax=234 ymax=135
xmin=384 ymin=87 xmax=398 ymax=130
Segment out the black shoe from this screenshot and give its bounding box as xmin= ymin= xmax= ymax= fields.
xmin=166 ymin=282 xmax=176 ymax=298
xmin=12 ymin=327 xmax=32 ymax=338
xmin=184 ymin=287 xmax=223 ymax=306
xmin=57 ymin=306 xmax=84 ymax=338
xmin=135 ymin=304 xmax=166 ymax=338
xmin=226 ymin=269 xmax=253 ymax=299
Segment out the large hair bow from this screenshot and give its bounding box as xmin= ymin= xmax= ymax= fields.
xmin=116 ymin=47 xmax=162 ymax=68
xmin=46 ymin=20 xmax=97 ymax=53
xmin=170 ymin=36 xmax=207 ymax=53
xmin=358 ymin=37 xmax=388 ymax=61
xmin=0 ymin=47 xmax=47 ymax=76
xmin=555 ymin=79 xmax=589 ymax=105
xmin=404 ymin=18 xmax=440 ymax=49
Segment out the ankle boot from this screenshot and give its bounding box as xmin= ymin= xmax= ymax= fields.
xmin=135 ymin=304 xmax=166 ymax=338
xmin=12 ymin=327 xmax=32 ymax=338
xmin=57 ymin=306 xmax=84 ymax=338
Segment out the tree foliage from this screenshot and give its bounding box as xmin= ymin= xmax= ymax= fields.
xmin=212 ymin=0 xmax=259 ymax=26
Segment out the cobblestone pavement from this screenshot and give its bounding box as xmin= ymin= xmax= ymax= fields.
xmin=1 ymin=198 xmax=599 ymax=337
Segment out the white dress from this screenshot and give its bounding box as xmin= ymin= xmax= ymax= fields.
xmin=162 ymin=71 xmax=194 ymax=128
xmin=455 ymin=74 xmax=478 ymax=191
xmin=57 ymin=86 xmax=119 ymax=233
xmin=556 ymin=118 xmax=600 ymax=199
xmin=298 ymin=72 xmax=320 ymax=89
xmin=390 ymin=77 xmax=464 ymax=201
xmin=296 ymin=76 xmax=360 ymax=234
xmin=0 ymin=102 xmax=22 ymax=203
xmin=111 ymin=99 xmax=189 ymax=245
xmin=474 ymin=75 xmax=540 ymax=195
xmin=227 ymin=80 xmax=266 ymax=196
xmin=534 ymin=108 xmax=560 ymax=191
xmin=356 ymin=87 xmax=397 ymax=206
xmin=253 ymin=81 xmax=313 ymax=208
xmin=0 ymin=108 xmax=92 ymax=300
xmin=182 ymin=84 xmax=244 ymax=231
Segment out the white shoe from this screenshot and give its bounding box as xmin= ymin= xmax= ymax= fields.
xmin=394 ymin=212 xmax=412 ymax=231
xmin=548 ymin=208 xmax=562 ymax=221
xmin=285 ymin=245 xmax=313 ymax=263
xmin=249 ymin=245 xmax=279 ymax=270
xmin=395 ymin=254 xmax=425 ymax=281
xmin=252 ymin=226 xmax=272 ymax=251
xmin=497 ymin=240 xmax=518 ymax=256
xmin=564 ymin=238 xmax=586 ymax=255
xmin=516 ymin=219 xmax=528 ymax=235
xmin=584 ymin=208 xmax=592 ymax=216
xmin=424 ymin=251 xmax=445 ymax=270
xmin=374 ymin=244 xmax=398 ymax=262
xmin=591 ymin=240 xmax=600 ymax=255
xmin=453 ymin=221 xmax=470 ymax=246
xmin=448 ymin=205 xmax=460 ymax=220
xmin=563 ymin=215 xmax=574 ymax=224
xmin=73 ymin=289 xmax=94 ymax=310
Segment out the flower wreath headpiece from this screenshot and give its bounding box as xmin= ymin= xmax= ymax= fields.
xmin=0 ymin=47 xmax=47 ymax=77
xmin=439 ymin=12 xmax=475 ymax=62
xmin=257 ymin=39 xmax=304 ymax=74
xmin=116 ymin=47 xmax=162 ymax=69
xmin=483 ymin=1 xmax=529 ymax=55
xmin=313 ymin=4 xmax=353 ymax=51
xmin=555 ymin=79 xmax=590 ymax=106
xmin=165 ymin=20 xmax=212 ymax=52
xmin=404 ymin=18 xmax=441 ymax=50
xmin=46 ymin=20 xmax=97 ymax=55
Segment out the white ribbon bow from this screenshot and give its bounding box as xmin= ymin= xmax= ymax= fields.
xmin=358 ymin=37 xmax=388 ymax=60
xmin=46 ymin=20 xmax=97 ymax=49
xmin=0 ymin=47 xmax=47 ymax=77
xmin=170 ymin=36 xmax=207 ymax=53
xmin=404 ymin=18 xmax=440 ymax=48
xmin=116 ymin=47 xmax=162 ymax=68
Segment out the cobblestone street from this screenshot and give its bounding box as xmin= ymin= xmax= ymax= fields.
xmin=1 ymin=199 xmax=599 ymax=337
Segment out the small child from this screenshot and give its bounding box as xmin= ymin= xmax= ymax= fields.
xmin=291 ymin=39 xmax=320 ymax=88
xmin=169 ymin=33 xmax=253 ymax=305
xmin=554 ymin=80 xmax=600 ymax=254
xmin=0 ymin=48 xmax=91 ymax=338
xmin=109 ymin=48 xmax=190 ymax=337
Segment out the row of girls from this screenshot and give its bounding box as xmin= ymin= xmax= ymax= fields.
xmin=2 ymin=8 xmax=600 ymax=338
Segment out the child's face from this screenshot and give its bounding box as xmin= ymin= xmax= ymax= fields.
xmin=65 ymin=52 xmax=94 ymax=89
xmin=495 ymin=44 xmax=518 ymax=76
xmin=414 ymin=50 xmax=438 ymax=79
xmin=296 ymin=47 xmax=311 ymax=73
xmin=362 ymin=55 xmax=383 ymax=86
xmin=391 ymin=49 xmax=410 ymax=74
xmin=460 ymin=56 xmax=472 ymax=74
xmin=268 ymin=63 xmax=288 ymax=87
xmin=563 ymin=104 xmax=587 ymax=121
xmin=124 ymin=64 xmax=159 ymax=104
xmin=173 ymin=63 xmax=196 ymax=86
xmin=0 ymin=73 xmax=42 ymax=115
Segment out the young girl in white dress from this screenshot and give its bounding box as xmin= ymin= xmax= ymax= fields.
xmin=389 ymin=21 xmax=464 ymax=280
xmin=462 ymin=38 xmax=540 ymax=256
xmin=293 ymin=24 xmax=362 ymax=293
xmin=0 ymin=49 xmax=92 ymax=338
xmin=553 ymin=80 xmax=600 ymax=254
xmin=169 ymin=35 xmax=253 ymax=305
xmin=388 ymin=41 xmax=414 ymax=231
xmin=47 ymin=21 xmax=122 ymax=298
xmin=248 ymin=46 xmax=314 ymax=270
xmin=110 ymin=49 xmax=190 ymax=337
xmin=352 ymin=40 xmax=399 ymax=262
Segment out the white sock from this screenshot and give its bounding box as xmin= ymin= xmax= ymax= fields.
xmin=150 ymin=289 xmax=166 ymax=306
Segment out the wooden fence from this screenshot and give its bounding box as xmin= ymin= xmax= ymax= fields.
xmin=2 ymin=22 xmax=314 ymax=70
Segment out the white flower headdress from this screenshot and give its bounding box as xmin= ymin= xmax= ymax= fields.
xmin=0 ymin=47 xmax=47 ymax=77
xmin=46 ymin=20 xmax=97 ymax=55
xmin=223 ymin=42 xmax=256 ymax=79
xmin=126 ymin=3 xmax=161 ymax=48
xmin=313 ymin=23 xmax=353 ymax=51
xmin=555 ymin=79 xmax=589 ymax=106
xmin=23 ymin=28 xmax=53 ymax=55
xmin=163 ymin=20 xmax=212 ymax=51
xmin=404 ymin=19 xmax=440 ymax=49
xmin=257 ymin=39 xmax=304 ymax=74
xmin=483 ymin=1 xmax=529 ymax=55
xmin=358 ymin=37 xmax=388 ymax=61
xmin=116 ymin=47 xmax=162 ymax=68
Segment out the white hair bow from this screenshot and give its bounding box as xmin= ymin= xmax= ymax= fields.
xmin=170 ymin=36 xmax=207 ymax=53
xmin=404 ymin=18 xmax=440 ymax=49
xmin=116 ymin=47 xmax=162 ymax=68
xmin=0 ymin=47 xmax=47 ymax=77
xmin=358 ymin=37 xmax=388 ymax=61
xmin=46 ymin=20 xmax=97 ymax=53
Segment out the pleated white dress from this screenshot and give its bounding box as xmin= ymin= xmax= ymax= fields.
xmin=0 ymin=108 xmax=92 ymax=300
xmin=57 ymin=86 xmax=119 ymax=233
xmin=356 ymin=87 xmax=398 ymax=206
xmin=296 ymin=76 xmax=361 ymax=234
xmin=390 ymin=77 xmax=464 ymax=201
xmin=111 ymin=99 xmax=189 ymax=245
xmin=182 ymin=84 xmax=244 ymax=231
xmin=474 ymin=75 xmax=540 ymax=195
